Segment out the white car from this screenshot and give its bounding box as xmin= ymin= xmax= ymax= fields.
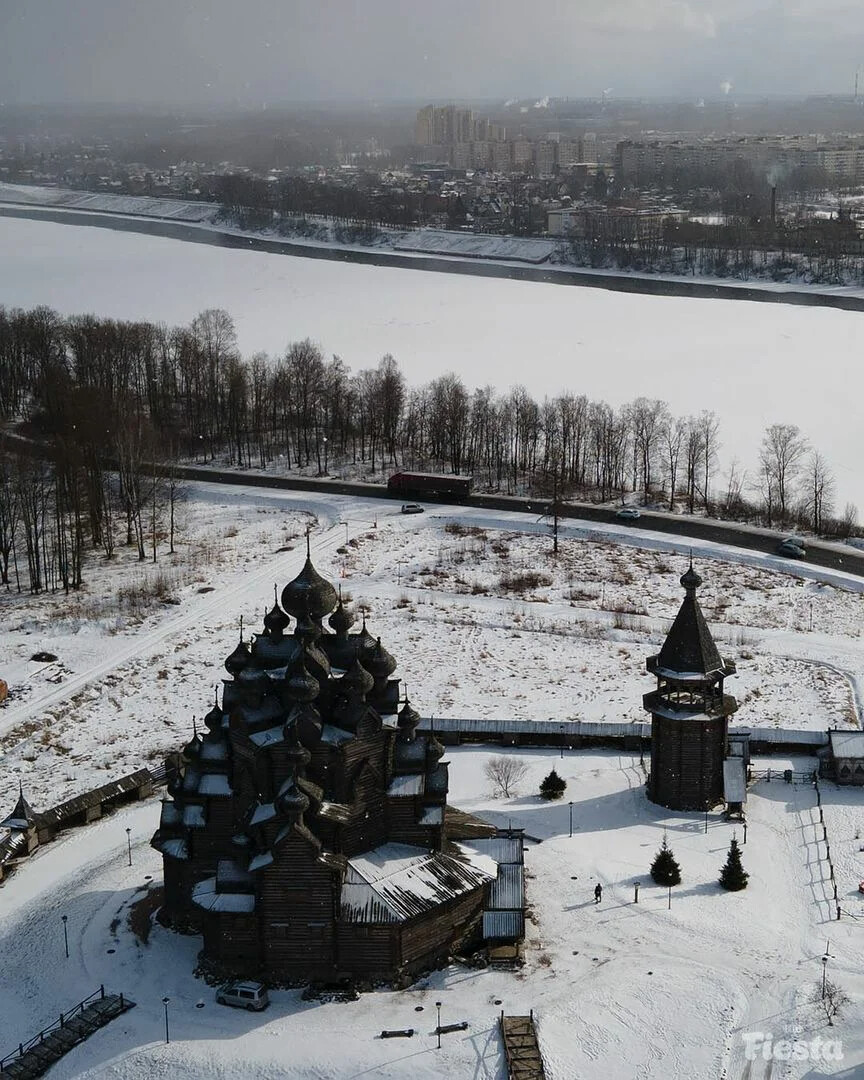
xmin=401 ymin=503 xmax=425 ymax=514
xmin=615 ymin=507 xmax=641 ymax=520
xmin=216 ymin=981 xmax=270 ymax=1011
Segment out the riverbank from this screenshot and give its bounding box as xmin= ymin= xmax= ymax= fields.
xmin=4 ymin=200 xmax=864 ymax=311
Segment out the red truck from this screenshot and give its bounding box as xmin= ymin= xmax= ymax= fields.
xmin=387 ymin=472 xmax=473 ymax=501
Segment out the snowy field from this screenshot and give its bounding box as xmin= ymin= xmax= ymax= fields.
xmin=1 ymin=215 xmax=864 ymax=509
xmin=2 ymin=488 xmax=864 ymax=1076
xmin=3 ymin=749 xmax=864 ymax=1079
xmin=2 ymin=487 xmax=864 ymax=817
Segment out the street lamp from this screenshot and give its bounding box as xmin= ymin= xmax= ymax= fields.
xmin=560 ymin=725 xmax=565 ymax=760
xmin=126 ymin=827 xmax=132 ymax=867
xmin=569 ymin=801 xmax=574 ymax=838
xmin=822 ymin=955 xmax=829 ymax=999
xmin=61 ymin=915 xmax=69 ymax=959
xmin=435 ymin=1001 xmax=442 ymax=1049
xmin=162 ymin=997 xmax=171 ymax=1044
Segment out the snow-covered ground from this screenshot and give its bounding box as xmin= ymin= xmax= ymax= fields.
xmin=2 ymin=487 xmax=864 ymax=1076
xmin=2 ymin=487 xmax=863 ymax=816
xmin=3 ymin=748 xmax=864 ymax=1079
xmin=1 ymin=214 xmax=864 ymax=510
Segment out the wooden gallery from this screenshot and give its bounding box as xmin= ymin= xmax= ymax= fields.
xmin=152 ymin=545 xmax=521 ymax=985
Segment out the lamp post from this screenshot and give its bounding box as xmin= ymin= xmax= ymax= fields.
xmin=322 ymin=436 xmax=328 ymax=475
xmin=61 ymin=915 xmax=69 ymax=959
xmin=126 ymin=827 xmax=132 ymax=867
xmin=435 ymin=1001 xmax=442 ymax=1049
xmin=162 ymin=997 xmax=171 ymax=1044
xmin=569 ymin=801 xmax=574 ymax=838
xmin=822 ymin=955 xmax=828 ymax=999
xmin=560 ymin=725 xmax=565 ymax=760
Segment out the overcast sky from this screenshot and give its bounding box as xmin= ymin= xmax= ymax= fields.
xmin=1 ymin=0 xmax=862 ymax=105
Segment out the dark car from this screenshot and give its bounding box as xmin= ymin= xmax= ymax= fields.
xmin=776 ymin=538 xmax=807 ymax=559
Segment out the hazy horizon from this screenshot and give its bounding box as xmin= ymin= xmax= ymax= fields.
xmin=2 ymin=1 xmax=863 ymax=107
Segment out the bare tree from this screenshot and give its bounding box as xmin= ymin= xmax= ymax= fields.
xmin=661 ymin=416 xmax=686 ymax=511
xmin=484 ymin=756 xmax=529 ymax=798
xmin=817 ymin=980 xmax=849 ymax=1027
xmin=760 ymin=423 xmax=809 ymax=523
xmin=801 ymin=451 xmax=835 ymax=533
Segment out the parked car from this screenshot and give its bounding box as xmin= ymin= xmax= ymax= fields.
xmin=615 ymin=507 xmax=641 ymax=520
xmin=216 ymin=981 xmax=270 ymax=1011
xmin=401 ymin=503 xmax=425 ymax=514
xmin=776 ymin=538 xmax=807 ymax=559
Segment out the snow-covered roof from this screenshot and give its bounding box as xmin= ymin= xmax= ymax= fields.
xmin=723 ymin=758 xmax=747 ymax=804
xmin=161 ymin=837 xmax=189 ymax=860
xmin=248 ymin=851 xmax=274 ymax=872
xmin=200 ymin=740 xmax=229 ymax=762
xmin=341 ymin=843 xmax=495 ymax=924
xmin=198 ymin=774 xmax=232 ymax=796
xmin=183 ymin=804 xmax=206 ymax=828
xmin=388 ymin=774 xmax=424 ymax=796
xmin=250 ymin=725 xmax=284 ymax=748
xmin=829 ymin=730 xmax=864 ymax=757
xmin=321 ymin=724 xmax=353 ymax=745
xmin=191 ymin=876 xmax=256 ymax=913
xmin=249 ymin=802 xmax=277 ymax=826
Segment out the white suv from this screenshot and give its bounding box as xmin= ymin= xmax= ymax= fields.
xmin=216 ymin=981 xmax=270 ymax=1011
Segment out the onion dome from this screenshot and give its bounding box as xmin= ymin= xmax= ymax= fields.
xmin=294 ymin=608 xmax=323 ymax=643
xmin=294 ymin=705 xmax=323 ymax=750
xmin=340 ymin=656 xmax=375 ymax=699
xmin=352 ymin=616 xmax=378 ymax=661
xmin=680 ymin=561 xmax=703 ymax=594
xmin=182 ymin=725 xmax=202 ymax=761
xmin=276 ymin=778 xmax=309 ymax=818
xmin=204 ymin=701 xmax=223 ymax=732
xmin=237 ymin=664 xmax=270 ymax=695
xmin=284 ymin=734 xmax=313 ymax=768
xmin=285 ymin=655 xmax=320 ymax=703
xmin=328 ymin=597 xmax=355 ymax=637
xmin=367 ymin=637 xmax=397 ymax=680
xmin=280 ymin=553 xmax=338 ymax=620
xmin=225 ymin=638 xmax=250 ymax=677
xmin=263 ymin=590 xmax=290 ymax=638
xmin=397 ymin=699 xmax=421 ymax=742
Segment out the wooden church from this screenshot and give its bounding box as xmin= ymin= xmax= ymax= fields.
xmin=151 ymin=543 xmax=499 ymax=985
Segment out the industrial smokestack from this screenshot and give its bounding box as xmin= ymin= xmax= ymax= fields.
xmin=770 ymin=185 xmax=776 ymax=227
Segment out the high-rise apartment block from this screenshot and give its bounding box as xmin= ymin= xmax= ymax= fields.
xmin=414 ymin=105 xmax=506 ymax=147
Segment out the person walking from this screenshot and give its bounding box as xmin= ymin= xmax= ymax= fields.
xmin=594 ymin=882 xmax=603 ymax=904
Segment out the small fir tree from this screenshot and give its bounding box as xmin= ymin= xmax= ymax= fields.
xmin=719 ymin=834 xmax=749 ymax=891
xmin=650 ymin=833 xmax=682 ymax=886
xmin=539 ymin=769 xmax=567 ymax=800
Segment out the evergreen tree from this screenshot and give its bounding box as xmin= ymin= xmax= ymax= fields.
xmin=650 ymin=833 xmax=681 ymax=886
xmin=539 ymin=769 xmax=567 ymax=800
xmin=719 ymin=835 xmax=749 ymax=891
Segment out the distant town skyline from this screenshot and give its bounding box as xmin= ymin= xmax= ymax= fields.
xmin=2 ymin=1 xmax=864 ymax=107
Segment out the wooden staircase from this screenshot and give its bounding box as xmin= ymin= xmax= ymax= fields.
xmin=500 ymin=1012 xmax=546 ymax=1080
xmin=1 ymin=988 xmax=135 ymax=1079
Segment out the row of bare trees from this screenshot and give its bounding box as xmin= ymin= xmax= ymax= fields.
xmin=0 ymin=303 xmax=855 ymax=595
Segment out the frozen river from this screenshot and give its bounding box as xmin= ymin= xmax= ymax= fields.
xmin=0 ymin=213 xmax=861 ymax=510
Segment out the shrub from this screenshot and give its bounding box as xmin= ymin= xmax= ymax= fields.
xmin=539 ymin=769 xmax=567 ymax=800
xmin=650 ymin=834 xmax=681 ymax=886
xmin=719 ymin=835 xmax=749 ymax=891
